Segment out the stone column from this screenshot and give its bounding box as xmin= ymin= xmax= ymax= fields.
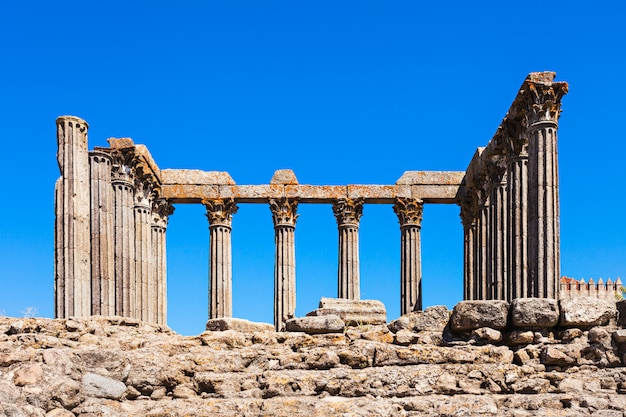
xmin=525 ymin=76 xmax=566 ymax=299
xmin=134 ymin=177 xmax=154 ymax=322
xmin=332 ymin=198 xmax=364 ymax=300
xmin=490 ymin=167 xmax=508 ymax=300
xmin=152 ymin=198 xmax=174 ymax=325
xmin=89 ymin=151 xmax=115 ymax=316
xmin=55 ymin=116 xmax=91 ymax=318
xmin=203 ymin=198 xmax=238 ymax=319
xmin=111 ymin=150 xmax=136 ymax=317
xmin=393 ymin=198 xmax=424 ymax=314
xmin=486 ymin=159 xmax=507 ymax=300
xmin=269 ymin=198 xmax=299 ymax=331
xmin=505 ymin=132 xmax=529 ymax=300
xmin=459 ymin=194 xmax=476 ymax=301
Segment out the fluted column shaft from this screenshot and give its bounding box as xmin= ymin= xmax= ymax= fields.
xmin=89 ymin=151 xmax=115 ymax=316
xmin=270 ymin=198 xmax=298 ymax=331
xmin=152 ymin=199 xmax=173 ymax=325
xmin=204 ymin=198 xmax=238 ymax=319
xmin=55 ymin=116 xmax=91 ymax=318
xmin=112 ymin=162 xmax=136 ymax=317
xmin=333 ymin=199 xmax=364 ymax=300
xmin=506 ymin=151 xmax=529 ymax=300
xmin=134 ymin=186 xmax=152 ymax=322
xmin=490 ymin=175 xmax=508 ymax=300
xmin=394 ymin=198 xmax=423 ymax=314
xmin=528 ymin=122 xmax=560 ymax=298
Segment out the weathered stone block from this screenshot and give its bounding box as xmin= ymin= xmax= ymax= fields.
xmin=270 ymin=169 xmax=298 ymax=185
xmin=347 ymin=185 xmax=397 ymax=201
xmin=161 ymin=169 xmax=235 ymax=185
xmin=285 ymin=185 xmax=347 ymax=201
xmin=81 ymin=372 xmax=126 ymax=400
xmin=388 ymin=305 xmax=450 ymax=334
xmin=450 ymin=300 xmax=509 ymax=332
xmin=285 ymin=315 xmax=344 ymax=334
xmin=559 ymin=297 xmax=617 ymax=327
xmin=307 ymin=298 xmax=386 ymax=326
xmin=206 ymin=318 xmax=274 ymax=333
xmin=510 ymin=298 xmax=559 ymax=328
xmin=395 ymin=171 xmax=465 ymax=185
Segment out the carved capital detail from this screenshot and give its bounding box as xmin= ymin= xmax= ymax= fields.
xmin=152 ymin=198 xmax=175 ymax=229
xmin=332 ymin=198 xmax=364 ymax=227
xmin=521 ymin=80 xmax=568 ymax=128
xmin=393 ymin=198 xmax=423 ymax=229
xmin=269 ymin=197 xmax=299 ymax=228
xmin=110 ymin=148 xmax=139 ymax=186
xmin=203 ymin=198 xmax=238 ymax=227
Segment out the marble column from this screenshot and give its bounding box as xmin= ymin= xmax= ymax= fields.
xmin=393 ymin=198 xmax=424 ymax=314
xmin=55 ymin=116 xmax=91 ymax=318
xmin=111 ymin=151 xmax=136 ymax=317
xmin=332 ymin=198 xmax=364 ymax=300
xmin=134 ymin=178 xmax=153 ymax=322
xmin=89 ymin=151 xmax=115 ymax=316
xmin=203 ymin=198 xmax=238 ymax=319
xmin=152 ymin=198 xmax=174 ymax=325
xmin=269 ymin=197 xmax=299 ymax=331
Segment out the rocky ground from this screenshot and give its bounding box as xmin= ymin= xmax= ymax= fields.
xmin=2 ymin=298 xmax=626 ymax=416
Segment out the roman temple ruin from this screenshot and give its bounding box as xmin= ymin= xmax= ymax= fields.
xmin=54 ymin=72 xmax=569 ymax=330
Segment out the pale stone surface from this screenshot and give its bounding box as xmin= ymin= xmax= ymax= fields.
xmin=206 ymin=318 xmax=274 ymax=333
xmin=285 ymin=315 xmax=344 ymax=334
xmin=161 ymin=169 xmax=235 ymax=185
xmin=451 ymin=300 xmax=509 ymax=332
xmin=308 ymin=298 xmax=386 ymax=326
xmin=560 ymin=297 xmax=617 ymax=327
xmin=510 ymin=298 xmax=559 ymax=328
xmin=396 ymin=171 xmax=465 ymax=185
xmin=81 ymin=372 xmax=126 ymax=399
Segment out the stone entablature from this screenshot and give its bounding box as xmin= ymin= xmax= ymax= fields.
xmin=54 ymin=71 xmax=568 ymax=331
xmin=160 ymin=169 xmax=464 ymax=204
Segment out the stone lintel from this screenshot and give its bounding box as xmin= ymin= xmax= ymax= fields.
xmin=161 ymin=169 xmax=235 ymax=185
xmin=347 ymin=185 xmax=397 ymax=202
xmin=396 ymin=171 xmax=465 ymax=186
xmin=162 ymin=182 xmax=462 ymax=204
xmin=134 ymin=144 xmax=161 ymax=183
xmin=285 ymin=185 xmax=348 ymax=202
xmin=219 ymin=185 xmax=284 ymax=202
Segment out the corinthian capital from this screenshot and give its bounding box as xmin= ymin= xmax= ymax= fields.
xmin=332 ymin=198 xmax=364 ymax=227
xmin=393 ymin=198 xmax=423 ymax=229
xmin=203 ymin=198 xmax=238 ymax=227
xmin=152 ymin=198 xmax=175 ymax=228
xmin=520 ymin=72 xmax=568 ymax=128
xmin=269 ymin=197 xmax=299 ymax=227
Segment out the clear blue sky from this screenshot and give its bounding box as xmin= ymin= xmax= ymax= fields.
xmin=0 ymin=1 xmax=624 ymax=335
